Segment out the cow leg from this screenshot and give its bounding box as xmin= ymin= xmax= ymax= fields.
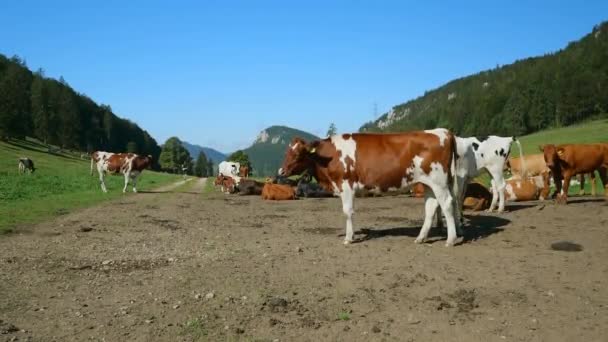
xmin=578 ymin=174 xmax=586 ymax=196
xmin=557 ymin=172 xmax=573 ymax=204
xmin=590 ymin=172 xmax=597 ymax=196
xmin=434 ymin=185 xmax=458 ymax=247
xmin=123 ymin=172 xmax=130 ymax=193
xmin=539 ymin=171 xmax=550 ymax=201
xmin=340 ymin=183 xmax=355 ymax=245
xmin=131 ymin=174 xmax=138 ymax=193
xmin=98 ymin=170 xmax=108 ymax=193
xmin=487 ymin=179 xmax=499 ymax=212
xmin=415 ymin=188 xmax=439 ymax=244
xmin=488 ymin=168 xmax=507 ymax=212
xmin=597 ymin=168 xmax=607 ymax=197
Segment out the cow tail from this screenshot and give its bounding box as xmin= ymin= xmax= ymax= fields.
xmin=449 ymin=133 xmax=458 ymax=202
xmin=514 ymin=137 xmax=526 ymax=179
xmin=90 ymin=155 xmax=95 ymax=176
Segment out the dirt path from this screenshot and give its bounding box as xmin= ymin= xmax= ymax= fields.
xmin=1 ymin=188 xmax=607 ymax=341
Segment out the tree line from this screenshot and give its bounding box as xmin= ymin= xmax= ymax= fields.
xmin=0 ymin=54 xmax=162 ymax=166
xmin=360 ymin=22 xmax=608 ymax=137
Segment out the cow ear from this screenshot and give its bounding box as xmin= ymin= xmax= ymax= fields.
xmin=557 ymin=148 xmax=565 ymax=157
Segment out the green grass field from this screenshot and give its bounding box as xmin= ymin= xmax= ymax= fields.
xmin=0 ymin=138 xmax=181 ymax=234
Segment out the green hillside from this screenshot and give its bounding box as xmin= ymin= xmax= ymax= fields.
xmin=0 ymin=138 xmax=181 ymax=234
xmin=361 ymin=22 xmax=608 ymax=138
xmin=514 ymin=119 xmax=608 ymax=156
xmin=243 ymin=126 xmax=319 ymax=176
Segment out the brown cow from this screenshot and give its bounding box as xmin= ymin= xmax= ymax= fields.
xmin=239 ymin=165 xmax=250 ymax=178
xmin=540 ymin=143 xmax=608 ymax=204
xmin=261 ymin=180 xmax=296 ymax=200
xmin=279 ymin=129 xmax=460 ymax=246
xmin=462 ymin=182 xmax=492 ymax=211
xmin=411 ymin=183 xmax=425 ymax=198
xmin=91 ymin=151 xmax=153 ymax=193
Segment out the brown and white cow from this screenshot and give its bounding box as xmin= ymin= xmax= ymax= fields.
xmin=540 ymin=143 xmax=608 ymax=204
xmin=279 ymin=129 xmax=460 ymax=246
xmin=462 ymin=182 xmax=492 ymax=211
xmin=91 ymin=151 xmax=153 ymax=193
xmin=261 ymin=179 xmax=296 ymax=200
xmin=504 ymin=176 xmax=545 ymax=201
xmin=507 ymin=153 xmax=550 ymax=199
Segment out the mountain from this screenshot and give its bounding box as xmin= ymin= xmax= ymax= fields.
xmin=181 ymin=141 xmax=227 ymax=164
xmin=242 ymin=126 xmax=320 ymax=176
xmin=360 ymin=22 xmax=608 ymax=137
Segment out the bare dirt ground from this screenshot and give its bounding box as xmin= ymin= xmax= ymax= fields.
xmin=1 ymin=179 xmax=607 ymax=342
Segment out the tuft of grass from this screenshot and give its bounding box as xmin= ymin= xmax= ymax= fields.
xmin=338 ymin=311 xmax=350 ymax=321
xmin=0 ymin=138 xmax=181 ymax=234
xmin=180 ymin=318 xmax=207 ymax=340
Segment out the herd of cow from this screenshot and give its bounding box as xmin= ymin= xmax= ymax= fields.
xmin=215 ymin=129 xmax=608 ymax=247
xmin=16 ymin=128 xmax=607 ymax=247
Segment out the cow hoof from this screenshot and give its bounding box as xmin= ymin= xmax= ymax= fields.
xmin=414 ymin=237 xmax=425 ymax=244
xmin=445 ymin=241 xmax=455 ymax=247
xmin=343 ymin=240 xmax=352 ymax=245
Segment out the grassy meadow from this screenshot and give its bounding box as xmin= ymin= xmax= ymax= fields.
xmin=0 ymin=138 xmax=181 ymax=234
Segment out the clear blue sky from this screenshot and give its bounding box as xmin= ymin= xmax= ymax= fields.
xmin=1 ymin=1 xmax=606 ymax=152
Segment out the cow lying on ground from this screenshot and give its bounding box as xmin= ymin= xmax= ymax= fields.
xmin=541 ymin=143 xmax=608 ymax=204
xmin=214 ymin=175 xmax=237 ymax=194
xmin=270 ymin=175 xmax=299 ymax=187
xmin=237 ymin=178 xmax=264 ymax=195
xmin=18 ymin=157 xmax=35 ymax=174
xmin=461 ymin=182 xmax=493 ymax=211
xmin=218 ymin=161 xmax=241 ymax=182
xmin=296 ymin=180 xmax=334 ymax=198
xmin=261 ymin=179 xmax=296 ymax=200
xmin=507 ymin=153 xmax=550 ymax=199
xmin=279 ymin=129 xmax=460 ymax=246
xmin=91 ymin=151 xmax=153 ymax=193
xmin=505 ymin=175 xmax=545 ymax=201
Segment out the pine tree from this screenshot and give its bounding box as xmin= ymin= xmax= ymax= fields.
xmin=326 ymin=122 xmax=337 ymax=137
xmin=194 ymin=151 xmax=209 ymax=177
xmin=159 ymin=137 xmax=191 ymax=173
xmin=227 ymin=150 xmax=250 ymax=168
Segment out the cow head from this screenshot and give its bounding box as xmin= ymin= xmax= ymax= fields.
xmin=279 ymin=137 xmax=316 ymax=177
xmin=539 ymin=144 xmax=563 ymax=169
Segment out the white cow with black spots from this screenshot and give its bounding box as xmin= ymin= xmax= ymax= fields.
xmin=453 ymin=136 xmax=526 ymax=216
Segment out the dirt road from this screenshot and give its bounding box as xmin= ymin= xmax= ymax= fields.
xmin=1 ymin=179 xmax=607 ymax=341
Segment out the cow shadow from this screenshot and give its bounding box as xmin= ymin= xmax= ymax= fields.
xmin=503 ymin=203 xmax=539 ymax=212
xmin=355 ymin=214 xmax=509 ymax=245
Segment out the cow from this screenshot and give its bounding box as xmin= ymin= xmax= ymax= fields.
xmin=214 ymin=175 xmax=237 ymax=194
xmin=18 ymin=157 xmax=35 ymax=174
xmin=296 ymin=175 xmax=334 ymax=198
xmin=239 ymin=165 xmax=250 ymax=178
xmin=91 ymin=151 xmax=153 ymax=193
xmin=506 ymin=153 xmax=550 ymax=200
xmin=540 ymin=143 xmax=608 ymax=204
xmin=453 ymin=136 xmax=525 ymax=215
xmin=218 ymin=161 xmax=241 ymax=178
xmin=237 ymin=178 xmax=264 ymax=195
xmin=261 ymin=180 xmax=296 ymax=200
xmin=271 ymin=175 xmax=299 ymax=187
xmin=411 ymin=183 xmax=425 ymax=198
xmin=278 ymin=129 xmax=460 ymax=246
xmin=505 ymin=175 xmax=545 ymax=201
xmin=461 ymin=182 xmax=492 ymax=211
